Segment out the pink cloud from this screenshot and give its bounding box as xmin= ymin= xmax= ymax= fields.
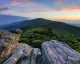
xmin=1 ymin=5 xmax=80 ymax=15
xmin=11 ymin=0 xmax=37 ymax=6
xmin=21 ymin=1 xmax=36 ymax=6
xmin=1 ymin=9 xmax=80 ymax=21
xmin=11 ymin=1 xmax=21 ymax=6
xmin=1 ymin=6 xmax=80 ymax=14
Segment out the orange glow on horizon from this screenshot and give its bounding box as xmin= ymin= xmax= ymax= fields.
xmin=48 ymin=16 xmax=80 ymax=21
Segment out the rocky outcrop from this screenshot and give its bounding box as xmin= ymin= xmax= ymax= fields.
xmin=42 ymin=40 xmax=80 ymax=64
xmin=3 ymin=43 xmax=42 ymax=64
xmin=0 ymin=29 xmax=21 ymax=63
xmin=0 ymin=30 xmax=80 ymax=64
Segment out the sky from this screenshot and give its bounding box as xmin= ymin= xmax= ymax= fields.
xmin=0 ymin=0 xmax=80 ymax=21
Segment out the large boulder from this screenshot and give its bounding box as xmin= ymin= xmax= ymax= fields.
xmin=42 ymin=40 xmax=80 ymax=64
xmin=0 ymin=30 xmax=21 ymax=63
xmin=3 ymin=49 xmax=24 ymax=64
xmin=0 ymin=29 xmax=80 ymax=64
xmin=18 ymin=48 xmax=42 ymax=64
xmin=3 ymin=43 xmax=42 ymax=64
xmin=4 ymin=40 xmax=80 ymax=64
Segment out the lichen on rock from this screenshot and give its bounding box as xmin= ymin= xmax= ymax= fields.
xmin=0 ymin=30 xmax=21 ymax=63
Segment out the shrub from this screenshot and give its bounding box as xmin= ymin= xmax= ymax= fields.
xmin=19 ymin=28 xmax=80 ymax=52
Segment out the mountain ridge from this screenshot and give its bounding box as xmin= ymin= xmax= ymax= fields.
xmin=1 ymin=18 xmax=80 ymax=36
xmin=0 ymin=18 xmax=47 ymax=30
xmin=21 ymin=18 xmax=80 ymax=37
xmin=0 ymin=14 xmax=28 ymax=26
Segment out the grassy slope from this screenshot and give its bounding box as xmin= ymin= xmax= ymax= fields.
xmin=20 ymin=19 xmax=80 ymax=52
xmin=21 ymin=19 xmax=80 ymax=37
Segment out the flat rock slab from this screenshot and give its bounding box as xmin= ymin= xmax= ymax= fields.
xmin=42 ymin=40 xmax=80 ymax=64
xmin=3 ymin=49 xmax=24 ymax=64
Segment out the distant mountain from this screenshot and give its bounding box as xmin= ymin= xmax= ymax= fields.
xmin=1 ymin=18 xmax=80 ymax=36
xmin=0 ymin=14 xmax=27 ymax=26
xmin=21 ymin=19 xmax=80 ymax=36
xmin=0 ymin=18 xmax=45 ymax=30
xmin=64 ymin=21 xmax=80 ymax=27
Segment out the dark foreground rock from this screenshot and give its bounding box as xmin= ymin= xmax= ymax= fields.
xmin=0 ymin=30 xmax=80 ymax=64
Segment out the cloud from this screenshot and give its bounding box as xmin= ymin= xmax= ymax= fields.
xmin=11 ymin=1 xmax=21 ymax=6
xmin=27 ymin=5 xmax=80 ymax=13
xmin=1 ymin=5 xmax=80 ymax=14
xmin=21 ymin=1 xmax=37 ymax=6
xmin=0 ymin=0 xmax=37 ymax=8
xmin=1 ymin=9 xmax=80 ymax=21
xmin=0 ymin=9 xmax=21 ymax=14
xmin=0 ymin=7 xmax=9 ymax=12
xmin=56 ymin=0 xmax=71 ymax=5
xmin=11 ymin=0 xmax=37 ymax=6
xmin=0 ymin=4 xmax=9 ymax=8
xmin=59 ymin=5 xmax=80 ymax=11
xmin=0 ymin=9 xmax=55 ymax=15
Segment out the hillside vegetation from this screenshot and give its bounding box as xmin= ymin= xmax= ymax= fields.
xmin=19 ymin=19 xmax=80 ymax=52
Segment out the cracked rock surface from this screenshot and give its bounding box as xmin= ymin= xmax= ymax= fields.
xmin=0 ymin=30 xmax=80 ymax=64
xmin=42 ymin=40 xmax=80 ymax=64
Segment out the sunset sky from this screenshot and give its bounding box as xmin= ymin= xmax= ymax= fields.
xmin=0 ymin=0 xmax=80 ymax=21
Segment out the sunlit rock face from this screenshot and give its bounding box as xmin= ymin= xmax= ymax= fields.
xmin=42 ymin=40 xmax=80 ymax=64
xmin=0 ymin=30 xmax=21 ymax=63
xmin=0 ymin=30 xmax=80 ymax=64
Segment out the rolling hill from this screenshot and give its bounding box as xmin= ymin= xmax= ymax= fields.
xmin=2 ymin=18 xmax=79 ymax=52
xmin=19 ymin=18 xmax=80 ymax=52
xmin=0 ymin=18 xmax=44 ymax=30
xmin=21 ymin=18 xmax=80 ymax=37
xmin=1 ymin=18 xmax=80 ymax=36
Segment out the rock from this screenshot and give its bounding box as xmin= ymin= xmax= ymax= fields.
xmin=42 ymin=40 xmax=80 ymax=64
xmin=0 ymin=30 xmax=80 ymax=64
xmin=10 ymin=29 xmax=22 ymax=34
xmin=3 ymin=43 xmax=42 ymax=64
xmin=0 ymin=30 xmax=21 ymax=63
xmin=3 ymin=43 xmax=33 ymax=64
xmin=30 ymin=48 xmax=42 ymax=64
xmin=3 ymin=49 xmax=24 ymax=64
xmin=15 ymin=43 xmax=33 ymax=52
xmin=17 ymin=43 xmax=33 ymax=64
xmin=18 ymin=47 xmax=42 ymax=64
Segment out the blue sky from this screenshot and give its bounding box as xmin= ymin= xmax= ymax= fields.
xmin=0 ymin=0 xmax=80 ymax=21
